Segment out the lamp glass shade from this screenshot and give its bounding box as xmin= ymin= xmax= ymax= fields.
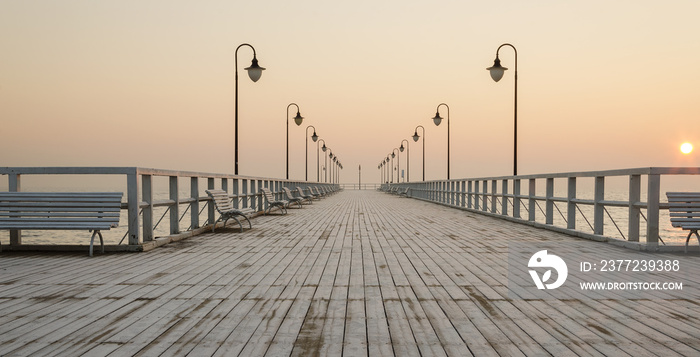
xmin=245 ymin=57 xmax=265 ymax=82
xmin=311 ymin=131 xmax=318 ymax=142
xmin=487 ymin=57 xmax=507 ymax=82
xmin=391 ymin=152 xmax=395 ymax=158
xmin=412 ymin=132 xmax=420 ymax=142
xmin=294 ymin=112 xmax=304 ymax=126
xmin=432 ymin=112 xmax=442 ymax=126
xmin=322 ymin=144 xmax=327 ymax=152
xmin=399 ymin=144 xmax=404 ymax=152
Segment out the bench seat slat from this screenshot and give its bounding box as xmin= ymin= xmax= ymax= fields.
xmin=0 ymin=223 xmax=117 ymax=230
xmin=0 ymin=212 xmax=120 ymax=218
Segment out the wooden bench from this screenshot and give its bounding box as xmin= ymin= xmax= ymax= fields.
xmin=0 ymin=192 xmax=123 ymax=256
xmin=667 ymin=192 xmax=700 ymax=253
xmin=281 ymin=187 xmax=304 ymax=208
xmin=260 ymin=188 xmax=288 ymax=215
xmin=295 ymin=187 xmax=314 ymax=203
xmin=205 ymin=189 xmax=255 ymax=232
xmin=398 ymin=187 xmax=410 ymax=197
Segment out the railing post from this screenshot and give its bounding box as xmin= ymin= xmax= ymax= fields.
xmin=594 ymin=176 xmax=604 ymax=235
xmin=491 ymin=180 xmax=497 ymax=213
xmin=190 ymin=177 xmax=200 ymax=230
xmin=567 ymin=177 xmax=576 ymax=230
xmin=169 ymin=176 xmax=180 ymax=235
xmin=474 ymin=181 xmax=480 ymax=210
xmin=9 ymin=173 xmax=21 ymax=245
xmin=208 ymin=178 xmax=215 ymax=226
xmin=646 ymin=174 xmax=661 ymax=244
xmin=628 ymin=174 xmax=641 ymax=242
xmin=451 ymin=181 xmax=455 ymax=206
xmin=251 ymin=180 xmax=259 ymax=212
xmin=501 ymin=179 xmax=508 ymax=216
xmin=467 ymin=181 xmax=473 ymax=208
xmin=482 ymin=180 xmax=488 ymax=212
xmin=242 ymin=179 xmax=249 ymax=208
xmin=142 ymin=174 xmax=154 ymax=242
xmin=221 ymin=178 xmax=228 ymax=193
xmin=461 ymin=181 xmax=466 ymax=207
xmin=233 ymin=178 xmax=240 ymax=209
xmin=545 ymin=178 xmax=554 ymax=225
xmin=528 ymin=179 xmax=536 ymax=222
xmin=127 ymin=172 xmax=140 ymax=245
xmin=513 ymin=179 xmax=521 ymax=219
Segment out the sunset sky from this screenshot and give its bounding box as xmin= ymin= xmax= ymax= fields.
xmin=1 ymin=0 xmax=699 ymax=183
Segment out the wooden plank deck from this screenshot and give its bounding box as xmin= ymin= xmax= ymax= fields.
xmin=1 ymin=189 xmax=699 ymax=356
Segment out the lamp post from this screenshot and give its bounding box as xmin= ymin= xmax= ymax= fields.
xmin=379 ymin=162 xmax=384 ymax=185
xmin=329 ymin=153 xmax=335 ymax=184
xmin=400 ymin=139 xmax=409 ymax=182
xmin=323 ymin=145 xmax=331 ymax=183
xmin=412 ymin=125 xmax=425 ymax=181
xmin=385 ymin=157 xmax=390 ymax=183
xmin=391 ymin=148 xmax=399 ymax=183
xmin=305 ymin=126 xmax=318 ymax=181
xmin=431 ymin=103 xmax=450 ymax=180
xmin=286 ymin=103 xmax=304 ymax=179
xmin=487 ymin=43 xmax=518 ymax=175
xmin=317 ymin=139 xmax=325 ymax=182
xmin=234 ymin=43 xmax=265 ymax=175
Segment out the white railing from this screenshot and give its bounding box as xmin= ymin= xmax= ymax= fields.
xmin=340 ymin=183 xmax=382 ymax=190
xmin=0 ymin=167 xmax=338 ymax=250
xmin=385 ymin=167 xmax=700 ymax=250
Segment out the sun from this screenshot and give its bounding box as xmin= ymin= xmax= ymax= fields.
xmin=680 ymin=142 xmax=693 ymax=154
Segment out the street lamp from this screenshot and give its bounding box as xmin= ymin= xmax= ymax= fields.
xmin=487 ymin=43 xmax=518 ymax=175
xmin=385 ymin=157 xmax=390 ymax=183
xmin=412 ymin=125 xmax=425 ymax=181
xmin=234 ymin=43 xmax=265 ymax=175
xmin=305 ymin=125 xmax=318 ymax=181
xmin=400 ymin=139 xmax=409 ymax=182
xmin=317 ymin=139 xmax=325 ymax=182
xmin=432 ymin=103 xmax=450 ymax=179
xmin=323 ymin=145 xmax=331 ymax=183
xmin=391 ymin=148 xmax=400 ymax=183
xmin=286 ymin=103 xmax=304 ymax=179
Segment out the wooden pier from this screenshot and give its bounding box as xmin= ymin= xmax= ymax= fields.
xmin=1 ymin=190 xmax=698 ymax=356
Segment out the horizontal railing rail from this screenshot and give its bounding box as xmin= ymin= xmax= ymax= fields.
xmin=0 ymin=167 xmax=339 ymax=249
xmin=385 ymin=167 xmax=700 ymax=250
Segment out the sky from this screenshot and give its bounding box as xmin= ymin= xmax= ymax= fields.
xmin=1 ymin=0 xmax=699 ymax=184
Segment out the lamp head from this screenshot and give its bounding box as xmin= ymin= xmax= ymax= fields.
xmin=412 ymin=131 xmax=420 ymax=142
xmin=322 ymin=143 xmax=327 ymax=152
xmin=293 ymin=111 xmax=304 ymax=126
xmin=311 ymin=131 xmax=318 ymax=142
xmin=432 ymin=112 xmax=443 ymax=126
xmin=391 ymin=152 xmax=395 ymax=158
xmin=487 ymin=56 xmax=507 ymax=82
xmin=399 ymin=144 xmax=404 ymax=152
xmin=245 ymin=56 xmax=265 ymax=82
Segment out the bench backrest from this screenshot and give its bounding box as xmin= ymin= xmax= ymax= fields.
xmin=206 ymin=189 xmax=235 ymax=213
xmin=282 ymin=187 xmax=296 ymax=200
xmin=260 ymin=188 xmax=277 ymax=203
xmin=296 ymin=187 xmax=309 ymax=197
xmin=667 ymin=192 xmax=700 ymax=229
xmin=0 ymin=192 xmax=123 ymax=230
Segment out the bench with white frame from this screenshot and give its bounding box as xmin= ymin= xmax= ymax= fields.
xmin=0 ymin=192 xmax=123 ymax=256
xmin=667 ymin=192 xmax=700 ymax=253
